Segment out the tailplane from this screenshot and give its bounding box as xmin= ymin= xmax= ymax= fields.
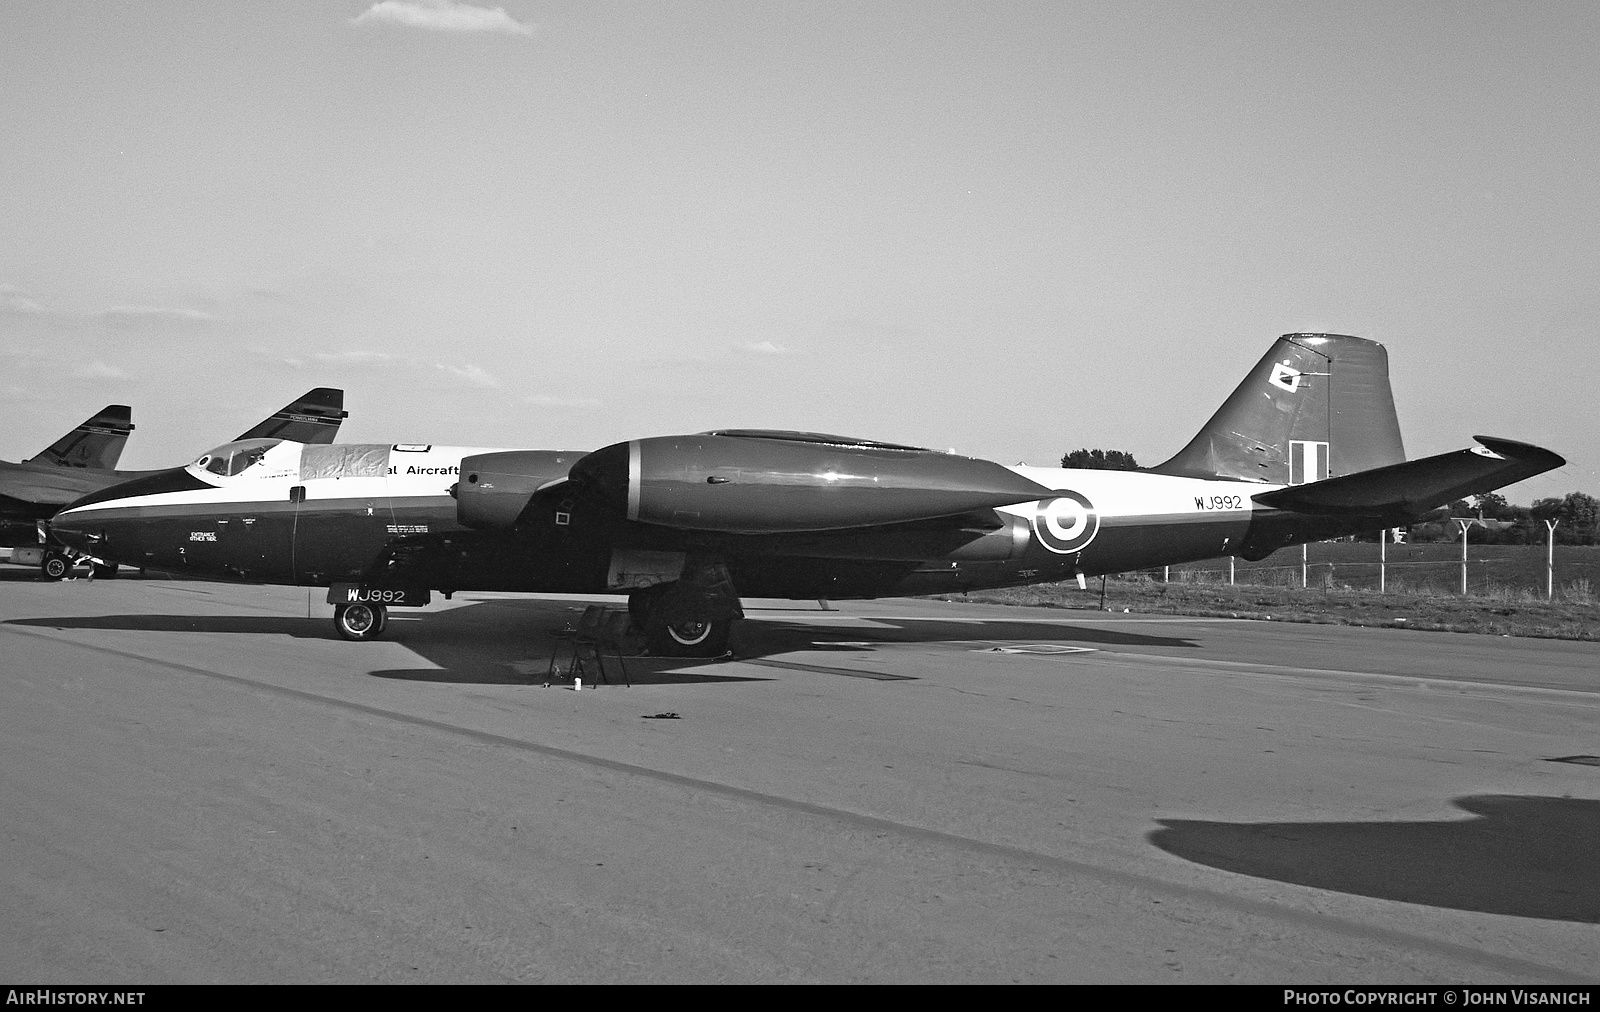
xmin=236 ymin=388 xmax=348 ymax=444
xmin=27 ymin=405 xmax=134 ymax=470
xmin=1252 ymin=437 xmax=1564 ymax=520
xmin=1151 ymin=334 xmax=1405 ymax=484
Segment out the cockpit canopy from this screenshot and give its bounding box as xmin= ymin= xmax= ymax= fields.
xmin=193 ymin=438 xmax=283 ymax=477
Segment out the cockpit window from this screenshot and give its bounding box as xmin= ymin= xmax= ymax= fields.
xmin=192 ymin=439 xmax=282 ymax=478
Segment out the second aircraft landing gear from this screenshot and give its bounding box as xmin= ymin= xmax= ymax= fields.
xmin=40 ymin=553 xmax=69 ymax=581
xmin=333 ymin=602 xmax=388 ymax=641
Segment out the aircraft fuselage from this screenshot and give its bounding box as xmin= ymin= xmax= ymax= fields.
xmin=52 ymin=439 xmax=1359 ymax=597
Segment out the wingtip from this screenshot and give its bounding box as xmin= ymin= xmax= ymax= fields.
xmin=1471 ymin=435 xmax=1566 ymax=470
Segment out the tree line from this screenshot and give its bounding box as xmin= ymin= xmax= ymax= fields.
xmin=1059 ymin=449 xmax=1598 ymax=545
xmin=1411 ymin=491 xmax=1599 ymax=546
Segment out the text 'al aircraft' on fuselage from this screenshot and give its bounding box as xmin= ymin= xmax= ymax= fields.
xmin=49 ymin=334 xmax=1564 ymax=655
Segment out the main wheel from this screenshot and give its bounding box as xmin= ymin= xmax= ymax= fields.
xmin=333 ymin=602 xmax=388 ymax=641
xmin=40 ymin=553 xmax=69 ymax=581
xmin=646 ymin=616 xmax=731 ymax=658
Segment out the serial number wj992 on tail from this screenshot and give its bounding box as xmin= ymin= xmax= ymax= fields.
xmin=50 ymin=334 xmax=1564 ymax=656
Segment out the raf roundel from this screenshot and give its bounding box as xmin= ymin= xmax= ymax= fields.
xmin=1032 ymin=491 xmax=1100 ymax=554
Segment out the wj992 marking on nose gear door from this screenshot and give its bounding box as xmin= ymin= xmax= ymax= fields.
xmin=327 ymin=584 xmax=430 ymax=607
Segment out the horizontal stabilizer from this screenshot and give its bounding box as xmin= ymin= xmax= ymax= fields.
xmin=1251 ymin=436 xmax=1565 ymax=519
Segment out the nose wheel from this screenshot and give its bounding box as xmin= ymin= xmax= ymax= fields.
xmin=333 ymin=602 xmax=388 ymax=641
xmin=40 ymin=553 xmax=70 ymax=581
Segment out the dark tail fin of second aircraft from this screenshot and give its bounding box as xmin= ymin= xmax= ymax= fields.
xmin=1151 ymin=333 xmax=1406 ymax=484
xmin=235 ymin=388 xmax=348 ymax=444
xmin=27 ymin=405 xmax=135 ymax=470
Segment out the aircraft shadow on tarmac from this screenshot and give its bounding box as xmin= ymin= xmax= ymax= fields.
xmin=0 ymin=568 xmax=171 ymax=583
xmin=751 ymin=615 xmax=1197 ymax=651
xmin=4 ymin=602 xmax=769 ymax=687
xmin=1148 ymin=794 xmax=1600 ymax=923
xmin=8 ymin=613 xmax=325 ymax=636
xmin=6 ymin=597 xmax=1196 ymax=687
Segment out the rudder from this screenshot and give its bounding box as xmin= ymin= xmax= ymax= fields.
xmin=1151 ymin=333 xmax=1405 ymax=484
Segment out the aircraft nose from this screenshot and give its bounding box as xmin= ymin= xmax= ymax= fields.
xmin=48 ymin=513 xmax=91 ymax=549
xmin=52 ymin=466 xmax=212 ymax=553
xmin=50 ymin=499 xmax=116 ymax=554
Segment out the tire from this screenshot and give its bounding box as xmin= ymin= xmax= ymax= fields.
xmin=334 ymin=602 xmax=388 ymax=641
xmin=40 ymin=554 xmax=69 ymax=581
xmin=92 ymin=562 xmax=119 ymax=579
xmin=646 ymin=616 xmax=731 ymax=658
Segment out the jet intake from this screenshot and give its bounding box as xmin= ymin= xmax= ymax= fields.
xmin=567 ymin=433 xmax=1052 ymax=534
xmin=456 ymin=450 xmax=583 ymax=530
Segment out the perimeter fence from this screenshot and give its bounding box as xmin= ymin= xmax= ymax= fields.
xmin=1142 ymin=543 xmax=1600 ymax=604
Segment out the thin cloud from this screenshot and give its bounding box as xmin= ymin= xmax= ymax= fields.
xmin=313 ymin=350 xmax=395 ymax=364
xmin=1 ymin=286 xmax=44 ymax=315
xmin=739 ymin=340 xmax=792 ymax=356
xmin=74 ymin=360 xmax=129 ymax=380
xmin=2 ymin=290 xmax=213 ymax=331
xmin=438 ymin=362 xmax=501 ymax=388
xmin=256 ymin=347 xmax=499 ymax=390
xmin=99 ymin=305 xmax=215 ymax=330
xmin=351 ymin=1 xmax=534 ymax=36
xmin=524 ymin=394 xmax=602 ymax=409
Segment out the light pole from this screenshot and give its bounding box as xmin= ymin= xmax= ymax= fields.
xmin=1546 ymin=519 xmax=1560 ymax=600
xmin=1454 ymin=518 xmax=1474 ymax=595
xmin=1379 ymin=529 xmax=1386 ymax=594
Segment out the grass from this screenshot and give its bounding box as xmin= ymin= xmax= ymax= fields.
xmin=936 ymin=546 xmax=1600 ymax=641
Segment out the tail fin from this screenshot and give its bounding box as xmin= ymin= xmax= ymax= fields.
xmin=1151 ymin=333 xmax=1405 ymax=483
xmin=235 ymin=388 xmax=348 ymax=444
xmin=27 ymin=405 xmax=134 ymax=470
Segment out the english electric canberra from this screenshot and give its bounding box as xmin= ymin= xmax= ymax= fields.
xmin=51 ymin=335 xmax=1562 ymax=653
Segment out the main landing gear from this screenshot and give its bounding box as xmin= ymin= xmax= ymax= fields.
xmin=647 ymin=614 xmax=732 ymax=657
xmin=333 ymin=602 xmax=388 ymax=641
xmin=628 ymin=576 xmax=738 ymax=658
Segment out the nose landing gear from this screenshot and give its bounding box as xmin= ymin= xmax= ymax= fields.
xmin=333 ymin=602 xmax=388 ymax=641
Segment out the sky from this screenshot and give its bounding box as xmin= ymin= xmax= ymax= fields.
xmin=3 ymin=1 xmax=1596 ymax=503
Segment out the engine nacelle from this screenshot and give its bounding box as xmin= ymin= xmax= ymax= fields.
xmin=457 ymin=450 xmax=583 ymax=530
xmin=567 ymin=431 xmax=1051 ymax=534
